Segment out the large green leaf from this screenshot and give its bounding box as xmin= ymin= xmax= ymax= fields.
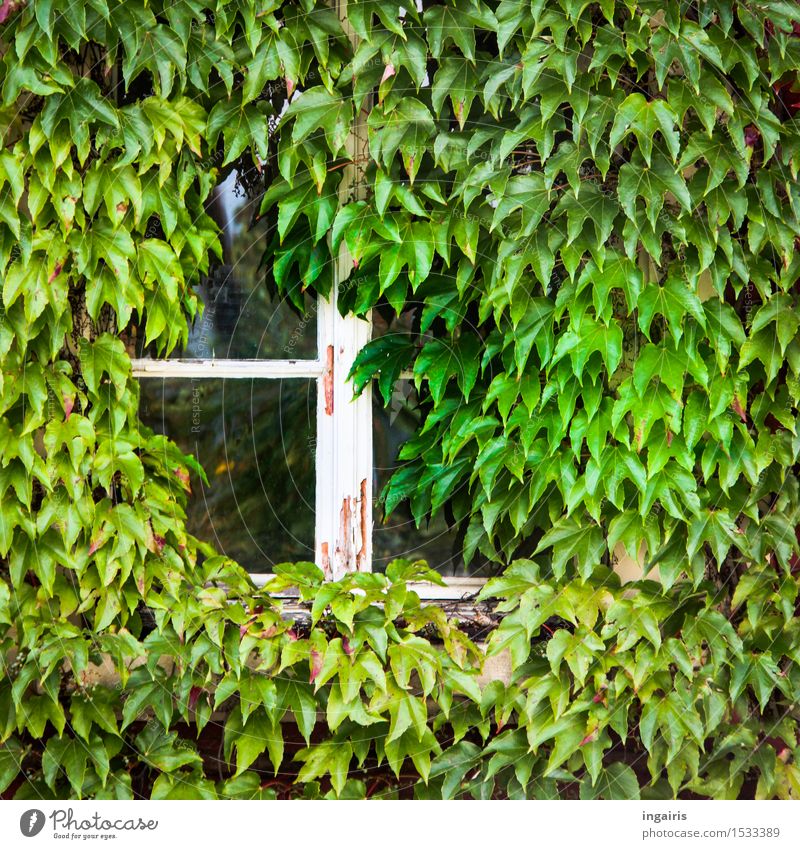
xmin=283 ymin=87 xmax=352 ymax=155
xmin=609 ymin=93 xmax=680 ymax=165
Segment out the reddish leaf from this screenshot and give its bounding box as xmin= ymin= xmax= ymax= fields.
xmin=48 ymin=263 xmax=63 ymax=284
xmin=174 ymin=467 xmax=191 ymax=492
xmin=381 ymin=63 xmax=396 ymax=85
xmin=0 ymin=1 xmax=18 ymax=24
xmin=731 ymin=396 xmax=747 ymax=422
xmin=342 ymin=637 xmax=354 ymax=656
xmin=88 ymin=535 xmax=105 ymax=556
xmin=188 ymin=686 xmax=202 ymax=711
xmin=63 ymin=394 xmax=74 ymax=420
xmin=309 ymin=648 xmax=323 ymax=683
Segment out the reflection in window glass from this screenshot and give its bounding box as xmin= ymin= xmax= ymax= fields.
xmin=140 ymin=170 xmax=317 ymax=360
xmin=370 ymin=304 xmax=418 ymax=340
xmin=138 ymin=378 xmax=315 ymax=569
xmin=372 ymin=382 xmax=467 ymax=575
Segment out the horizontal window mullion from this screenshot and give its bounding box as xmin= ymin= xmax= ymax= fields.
xmin=130 ymin=358 xmax=325 ymax=379
xmin=247 ymin=573 xmax=485 ymax=600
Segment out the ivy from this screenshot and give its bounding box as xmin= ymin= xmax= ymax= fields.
xmin=1 ymin=0 xmax=800 ymax=802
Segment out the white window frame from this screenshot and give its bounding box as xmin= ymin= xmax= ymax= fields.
xmin=131 ymin=0 xmax=484 ymax=601
xmin=131 ymin=296 xmax=482 ymax=600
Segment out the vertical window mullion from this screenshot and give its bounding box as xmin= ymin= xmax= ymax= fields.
xmin=313 ymin=0 xmax=372 ymax=578
xmin=315 ymin=293 xmax=336 ymax=577
xmin=315 ymin=294 xmax=372 ymax=579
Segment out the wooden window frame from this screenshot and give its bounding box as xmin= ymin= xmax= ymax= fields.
xmin=131 ymin=0 xmax=483 ymax=601
xmin=131 ymin=296 xmax=481 ymax=600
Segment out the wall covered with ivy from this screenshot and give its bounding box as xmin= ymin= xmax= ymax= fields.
xmin=2 ymin=0 xmax=800 ymax=799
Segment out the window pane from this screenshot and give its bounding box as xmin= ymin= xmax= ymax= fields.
xmin=138 ymin=378 xmax=315 ymax=570
xmin=370 ymin=303 xmax=418 ymax=341
xmin=372 ymin=383 xmax=472 ymax=576
xmin=139 ymin=169 xmax=317 ymax=360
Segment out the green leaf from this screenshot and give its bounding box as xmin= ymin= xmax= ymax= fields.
xmin=263 ymin=173 xmax=338 ymax=245
xmin=637 ymin=276 xmax=706 ymax=342
xmin=431 ymin=57 xmax=479 ymax=129
xmin=70 ymin=690 xmax=120 ymax=741
xmin=296 ymin=740 xmax=353 ymax=797
xmin=750 ymin=294 xmax=799 ymax=355
xmin=678 ymin=129 xmax=751 ymax=193
xmin=207 ymin=98 xmax=269 ymax=164
xmin=535 ymin=516 xmax=605 ymax=579
xmin=122 ymin=25 xmax=186 ymax=97
xmin=739 ymin=329 xmax=783 ymax=384
xmin=0 ymin=738 xmax=24 ymax=794
xmin=277 ymin=678 xmax=317 ymax=744
xmin=687 ymin=509 xmax=741 ymax=567
xmin=284 ymin=87 xmax=352 ymax=155
xmin=78 ymin=334 xmax=130 ymax=400
xmin=368 ymin=98 xmax=435 ymax=183
xmin=633 ymin=344 xmax=686 ymax=397
xmin=349 ymin=335 xmax=415 ymax=404
xmin=617 ymin=153 xmax=692 ymax=230
xmin=42 ymin=737 xmax=88 ymax=795
xmin=552 ymin=314 xmax=623 ymax=379
xmin=233 ymin=709 xmax=283 ymax=776
xmin=413 ymin=335 xmax=482 ymax=405
xmin=424 ymin=2 xmax=483 ymax=61
xmin=429 ymin=741 xmax=482 ymax=799
xmin=491 ymin=173 xmax=550 ymax=237
xmin=580 ymin=762 xmax=640 ymax=799
xmin=609 ymin=93 xmax=680 ymax=165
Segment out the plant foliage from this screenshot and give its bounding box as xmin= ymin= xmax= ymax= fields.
xmin=1 ymin=0 xmax=800 ymax=800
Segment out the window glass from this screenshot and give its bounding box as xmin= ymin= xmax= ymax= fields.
xmin=371 ymin=310 xmax=496 ymax=577
xmin=138 ymin=170 xmax=317 ymax=360
xmin=372 ymin=383 xmax=467 ymax=574
xmin=138 ymin=377 xmax=316 ymax=569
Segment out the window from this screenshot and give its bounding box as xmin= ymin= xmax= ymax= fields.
xmin=130 ymin=5 xmax=485 ymax=597
xmin=132 ymin=167 xmax=480 ymax=599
